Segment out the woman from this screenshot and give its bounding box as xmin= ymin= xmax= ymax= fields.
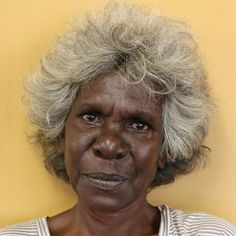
xmin=0 ymin=1 xmax=235 ymax=235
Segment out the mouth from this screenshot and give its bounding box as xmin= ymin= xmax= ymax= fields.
xmin=84 ymin=173 xmax=128 ymax=191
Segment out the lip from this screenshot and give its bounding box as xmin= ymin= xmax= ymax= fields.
xmin=83 ymin=173 xmax=128 ymax=191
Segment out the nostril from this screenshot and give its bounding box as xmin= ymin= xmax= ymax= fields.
xmin=94 ymin=148 xmax=102 ymax=157
xmin=117 ymin=153 xmax=123 ymax=160
xmin=116 ymin=147 xmax=128 ymax=159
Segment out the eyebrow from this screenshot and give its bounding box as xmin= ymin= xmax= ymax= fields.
xmin=125 ymin=109 xmax=161 ymax=124
xmin=77 ymin=103 xmax=109 ymax=113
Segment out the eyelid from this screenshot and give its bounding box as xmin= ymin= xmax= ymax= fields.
xmin=130 ymin=117 xmax=150 ymax=125
xmin=77 ymin=110 xmax=100 ymax=117
xmin=79 ymin=111 xmax=102 ymax=123
xmin=128 ymin=118 xmax=152 ymax=130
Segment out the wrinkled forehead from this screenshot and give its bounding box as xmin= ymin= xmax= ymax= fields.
xmin=79 ymin=71 xmax=162 ymax=110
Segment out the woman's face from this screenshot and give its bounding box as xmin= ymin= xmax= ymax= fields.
xmin=63 ymin=72 xmax=163 ymax=212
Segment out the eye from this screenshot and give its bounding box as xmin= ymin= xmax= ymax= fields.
xmin=130 ymin=119 xmax=150 ymax=131
xmin=81 ymin=112 xmax=100 ymax=124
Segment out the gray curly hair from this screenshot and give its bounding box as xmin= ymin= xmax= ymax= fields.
xmin=25 ymin=1 xmax=213 ymax=187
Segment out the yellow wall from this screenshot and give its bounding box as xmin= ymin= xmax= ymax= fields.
xmin=0 ymin=0 xmax=236 ymax=227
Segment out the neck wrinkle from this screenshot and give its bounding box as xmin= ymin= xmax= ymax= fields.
xmin=73 ymin=200 xmax=160 ymax=236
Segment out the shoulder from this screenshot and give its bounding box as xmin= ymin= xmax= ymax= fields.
xmin=0 ymin=217 xmax=50 ymax=236
xmin=159 ymin=205 xmax=236 ymax=236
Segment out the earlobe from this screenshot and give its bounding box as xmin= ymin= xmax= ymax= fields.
xmin=158 ymin=156 xmax=165 ymax=169
xmin=57 ymin=133 xmax=65 ymax=155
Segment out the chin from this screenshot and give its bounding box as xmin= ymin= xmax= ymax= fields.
xmin=75 ymin=177 xmax=137 ymax=213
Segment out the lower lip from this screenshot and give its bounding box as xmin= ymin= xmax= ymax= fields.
xmin=86 ymin=176 xmax=126 ymax=190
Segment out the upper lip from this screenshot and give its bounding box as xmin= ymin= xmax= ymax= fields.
xmin=84 ymin=173 xmax=128 ymax=181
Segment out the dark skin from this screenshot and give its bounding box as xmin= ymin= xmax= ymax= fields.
xmin=48 ymin=71 xmax=164 ymax=236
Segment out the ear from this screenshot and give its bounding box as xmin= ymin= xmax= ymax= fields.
xmin=157 ymin=156 xmax=165 ymax=169
xmin=56 ymin=132 xmax=65 ymax=155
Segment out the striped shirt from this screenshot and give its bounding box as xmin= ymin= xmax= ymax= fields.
xmin=0 ymin=205 xmax=235 ymax=235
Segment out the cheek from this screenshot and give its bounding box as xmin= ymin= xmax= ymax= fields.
xmin=134 ymin=141 xmax=160 ymax=166
xmin=132 ymin=138 xmax=161 ymax=183
xmin=63 ymin=131 xmax=95 ymax=183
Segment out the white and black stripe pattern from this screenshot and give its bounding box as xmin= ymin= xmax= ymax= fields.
xmin=0 ymin=217 xmax=50 ymax=236
xmin=0 ymin=206 xmax=235 ymax=235
xmin=159 ymin=205 xmax=236 ymax=235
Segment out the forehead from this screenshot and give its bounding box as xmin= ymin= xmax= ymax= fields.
xmin=76 ymin=72 xmax=162 ymax=112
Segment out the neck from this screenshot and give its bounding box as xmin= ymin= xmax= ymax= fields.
xmin=75 ymin=198 xmax=159 ymax=236
xmin=48 ymin=198 xmax=160 ymax=236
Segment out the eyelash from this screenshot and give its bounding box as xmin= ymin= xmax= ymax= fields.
xmin=79 ymin=112 xmax=151 ymax=131
xmin=129 ymin=119 xmax=150 ymax=131
xmin=80 ymin=112 xmax=101 ymax=123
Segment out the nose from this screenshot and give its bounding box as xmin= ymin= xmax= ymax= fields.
xmin=92 ymin=132 xmax=128 ymax=160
